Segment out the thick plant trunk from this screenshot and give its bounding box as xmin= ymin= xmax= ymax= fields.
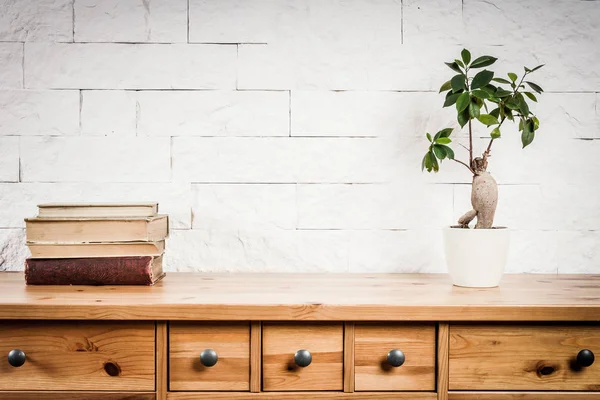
xmin=457 ymin=158 xmax=498 ymax=229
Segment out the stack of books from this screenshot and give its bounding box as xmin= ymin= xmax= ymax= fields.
xmin=24 ymin=203 xmax=168 ymax=285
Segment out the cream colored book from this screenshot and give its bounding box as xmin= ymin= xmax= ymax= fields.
xmin=25 ymin=215 xmax=169 ymax=243
xmin=27 ymin=241 xmax=165 ymax=259
xmin=37 ymin=202 xmax=158 ymax=218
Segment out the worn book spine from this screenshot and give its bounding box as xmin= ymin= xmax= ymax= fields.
xmin=24 ymin=256 xmax=164 ymax=286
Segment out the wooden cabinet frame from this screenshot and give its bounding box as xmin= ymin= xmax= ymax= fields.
xmin=0 ymin=273 xmax=598 ymax=400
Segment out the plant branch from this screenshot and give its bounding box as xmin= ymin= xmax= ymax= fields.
xmin=465 ymin=70 xmax=474 ymax=167
xmin=483 ymin=72 xmax=529 ymax=161
xmin=468 ymin=118 xmax=474 ymax=166
xmin=452 ymin=158 xmax=475 ymax=174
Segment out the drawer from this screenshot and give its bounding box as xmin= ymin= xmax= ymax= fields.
xmin=0 ymin=321 xmax=155 ymax=391
xmin=262 ymin=323 xmax=343 ymax=391
xmin=449 ymin=325 xmax=600 ymax=390
xmin=355 ymin=323 xmax=436 ymax=391
xmin=169 ymin=322 xmax=250 ymax=391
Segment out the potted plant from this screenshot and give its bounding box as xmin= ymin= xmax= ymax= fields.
xmin=423 ymin=49 xmax=544 ymax=287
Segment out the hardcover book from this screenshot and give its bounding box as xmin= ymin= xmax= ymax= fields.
xmin=25 ymin=215 xmax=168 ymax=243
xmin=37 ymin=202 xmax=158 ymax=218
xmin=24 ymin=256 xmax=165 ymax=286
xmin=27 ymin=241 xmax=165 ymax=259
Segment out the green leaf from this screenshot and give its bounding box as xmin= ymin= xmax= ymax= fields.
xmin=504 ymin=107 xmax=514 ymax=121
xmin=451 ymin=74 xmax=467 ymax=93
xmin=456 ymin=92 xmax=470 ymax=113
xmin=422 ymin=152 xmax=431 ymax=172
xmin=454 ymin=59 xmax=465 ymax=68
xmin=492 ymin=77 xmax=511 ymax=84
xmin=472 ymin=89 xmax=490 ymax=99
xmin=440 ymin=145 xmax=454 ymax=160
xmin=495 ymin=88 xmax=513 ymax=98
xmin=478 ymin=114 xmax=500 ymax=126
xmin=508 ymin=72 xmax=518 ymax=82
xmin=431 ymin=152 xmax=439 ymax=172
xmin=521 ymin=120 xmax=535 ymax=148
xmin=531 ymin=64 xmax=545 ymax=72
xmin=461 ymin=49 xmax=471 ymax=65
xmin=426 ymin=132 xmax=433 ymax=142
xmin=526 ymin=81 xmax=543 ymax=93
xmin=435 ymin=128 xmax=454 ymax=139
xmin=517 ymin=93 xmax=530 ymax=116
xmin=481 ymin=84 xmax=497 ymax=94
xmin=457 ymin=108 xmax=470 ymax=128
xmin=443 ymin=92 xmax=461 ymax=107
xmin=470 ymin=55 xmax=497 ymax=68
xmin=490 ymin=127 xmax=501 ymax=139
xmin=471 ymin=70 xmax=494 ymax=90
xmin=490 ymin=108 xmax=500 ymax=119
xmin=469 ymin=99 xmax=480 ymax=118
xmin=506 ymin=97 xmax=520 ymax=110
xmin=445 ymin=62 xmax=463 ymax=74
xmin=435 ymin=137 xmax=452 ymax=145
xmin=533 ymin=116 xmax=540 ymax=130
xmin=433 ymin=144 xmax=447 ymax=160
xmin=524 ymin=92 xmax=538 ymax=102
xmin=439 ymin=80 xmax=452 ymax=93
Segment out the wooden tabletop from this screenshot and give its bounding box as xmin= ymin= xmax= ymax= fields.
xmin=0 ymin=273 xmax=599 ymax=321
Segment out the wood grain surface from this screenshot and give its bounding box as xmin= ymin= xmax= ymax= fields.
xmin=0 ymin=273 xmax=599 ymax=321
xmin=167 ymin=392 xmax=437 ymax=399
xmin=354 ymin=323 xmax=435 ymax=391
xmin=0 ymin=321 xmax=155 ymax=391
xmin=449 ymin=325 xmax=600 ymax=391
xmin=156 ymin=321 xmax=168 ymax=400
xmin=262 ymin=323 xmax=344 ymax=391
xmin=0 ymin=393 xmax=155 ymax=400
xmin=250 ymin=321 xmax=262 ymax=392
xmin=437 ymin=323 xmax=450 ymax=400
xmin=344 ymin=322 xmax=355 ymax=393
xmin=449 ymin=393 xmax=600 ymax=400
xmin=169 ymin=322 xmax=250 ymax=391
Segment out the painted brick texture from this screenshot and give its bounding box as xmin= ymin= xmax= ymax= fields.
xmin=0 ymin=0 xmax=598 ymax=274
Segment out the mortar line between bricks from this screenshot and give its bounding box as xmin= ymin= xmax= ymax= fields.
xmin=66 ymin=41 xmax=240 ymax=45
xmin=17 ymin=136 xmax=21 ymax=183
xmin=186 ymin=0 xmax=190 ymax=43
xmin=21 ymin=42 xmax=25 ymax=88
xmin=236 ymin=44 xmax=239 ymax=90
xmin=186 ymin=182 xmax=380 ymax=185
xmin=169 ymin=136 xmax=174 ymax=181
xmin=72 ymin=0 xmax=75 ymax=42
xmin=400 ymin=0 xmax=404 ymax=44
xmin=16 ymin=180 xmax=176 ymax=184
xmin=78 ymin=90 xmax=83 ymax=133
xmin=189 ymin=182 xmax=378 ymax=185
xmin=24 ymin=88 xmax=598 ymax=93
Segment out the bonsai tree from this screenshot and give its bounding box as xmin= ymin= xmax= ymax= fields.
xmin=423 ymin=49 xmax=544 ymax=229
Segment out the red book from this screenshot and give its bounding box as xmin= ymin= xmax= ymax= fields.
xmin=24 ymin=256 xmax=165 ymax=286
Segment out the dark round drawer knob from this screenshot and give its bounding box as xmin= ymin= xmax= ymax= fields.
xmin=294 ymin=349 xmax=312 ymax=367
xmin=200 ymin=349 xmax=218 ymax=367
xmin=577 ymin=349 xmax=595 ymax=367
xmin=387 ymin=349 xmax=405 ymax=367
xmin=8 ymin=349 xmax=26 ymax=367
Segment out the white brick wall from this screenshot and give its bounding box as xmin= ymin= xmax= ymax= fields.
xmin=0 ymin=0 xmax=598 ymax=274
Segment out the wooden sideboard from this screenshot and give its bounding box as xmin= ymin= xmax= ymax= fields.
xmin=0 ymin=273 xmax=599 ymax=399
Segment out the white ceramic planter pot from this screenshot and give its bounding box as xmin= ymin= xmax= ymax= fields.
xmin=443 ymin=227 xmax=510 ymax=288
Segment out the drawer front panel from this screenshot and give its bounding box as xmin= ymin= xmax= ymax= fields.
xmin=262 ymin=323 xmax=343 ymax=391
xmin=355 ymin=323 xmax=436 ymax=391
xmin=0 ymin=321 xmax=155 ymax=391
xmin=449 ymin=325 xmax=600 ymax=390
xmin=169 ymin=322 xmax=250 ymax=391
